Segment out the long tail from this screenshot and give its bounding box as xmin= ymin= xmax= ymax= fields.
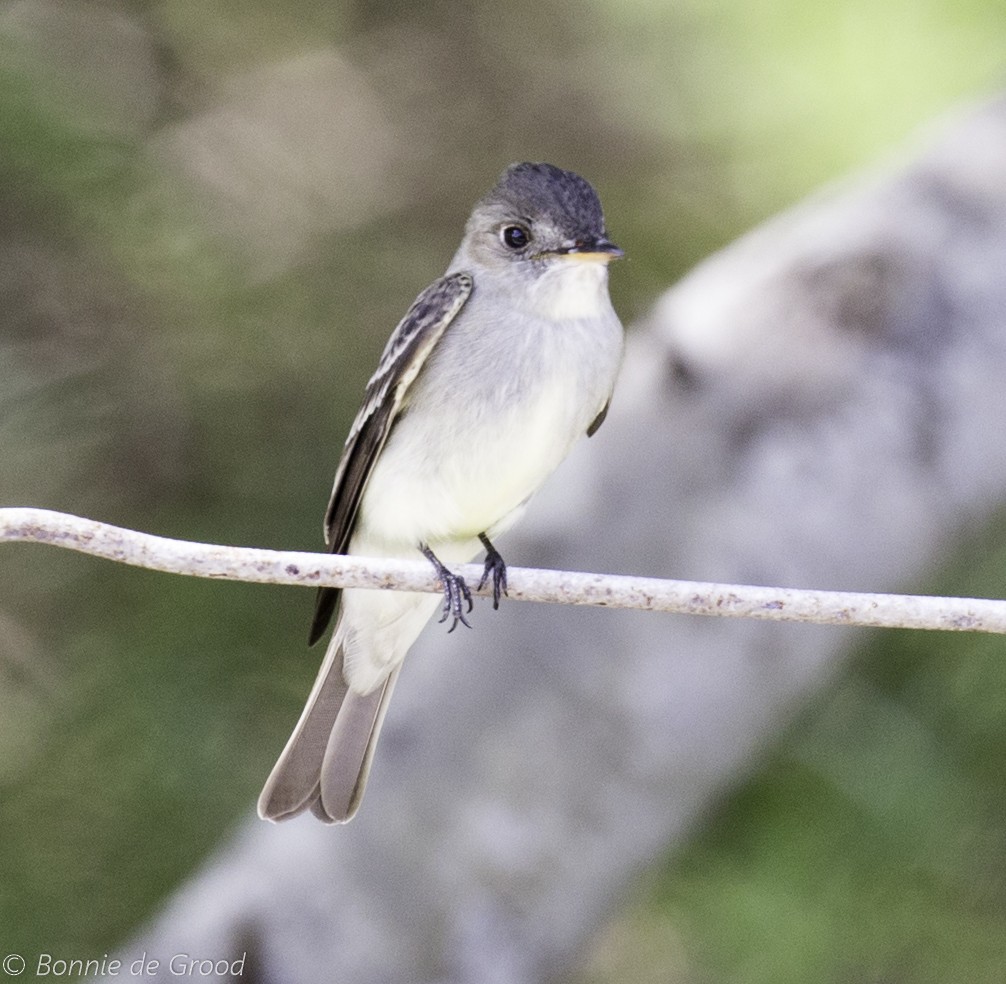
xmin=258 ymin=624 xmax=400 ymax=823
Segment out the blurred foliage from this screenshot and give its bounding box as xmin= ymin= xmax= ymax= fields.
xmin=0 ymin=0 xmax=1005 ymax=974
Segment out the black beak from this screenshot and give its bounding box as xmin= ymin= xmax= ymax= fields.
xmin=554 ymin=235 xmax=624 ymax=260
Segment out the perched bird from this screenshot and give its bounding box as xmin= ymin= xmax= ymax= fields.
xmin=258 ymin=162 xmax=624 ymax=823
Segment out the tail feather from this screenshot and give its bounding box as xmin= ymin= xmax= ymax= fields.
xmin=315 ymin=666 xmax=401 ymax=823
xmin=258 ymin=625 xmax=349 ymax=822
xmin=258 ymin=621 xmax=402 ymax=824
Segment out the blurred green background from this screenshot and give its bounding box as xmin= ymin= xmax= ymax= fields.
xmin=2 ymin=0 xmax=1006 ymax=980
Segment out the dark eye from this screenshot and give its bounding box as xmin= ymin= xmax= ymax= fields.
xmin=501 ymin=224 xmax=530 ymax=250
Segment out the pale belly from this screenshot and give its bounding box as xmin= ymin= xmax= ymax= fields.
xmin=355 ymin=374 xmax=591 ymax=549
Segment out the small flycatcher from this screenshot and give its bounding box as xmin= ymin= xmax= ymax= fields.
xmin=259 ymin=162 xmax=624 ymax=823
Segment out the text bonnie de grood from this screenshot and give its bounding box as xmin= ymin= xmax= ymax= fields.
xmin=34 ymin=951 xmax=248 ymax=977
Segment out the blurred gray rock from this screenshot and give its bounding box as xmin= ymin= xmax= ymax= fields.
xmin=109 ymin=93 xmax=1006 ymax=982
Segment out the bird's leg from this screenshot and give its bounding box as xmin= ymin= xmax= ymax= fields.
xmin=477 ymin=532 xmax=508 ymax=610
xmin=421 ymin=544 xmax=473 ymax=632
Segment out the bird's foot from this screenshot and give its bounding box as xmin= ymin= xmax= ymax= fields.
xmin=421 ymin=544 xmax=473 ymax=632
xmin=477 ymin=533 xmax=508 ymax=610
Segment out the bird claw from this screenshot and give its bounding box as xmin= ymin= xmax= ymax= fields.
xmin=439 ymin=570 xmax=473 ymax=632
xmin=421 ymin=544 xmax=473 ymax=632
xmin=477 ymin=534 xmax=508 ymax=610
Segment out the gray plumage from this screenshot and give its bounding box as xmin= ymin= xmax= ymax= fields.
xmin=258 ymin=162 xmax=624 ymax=823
